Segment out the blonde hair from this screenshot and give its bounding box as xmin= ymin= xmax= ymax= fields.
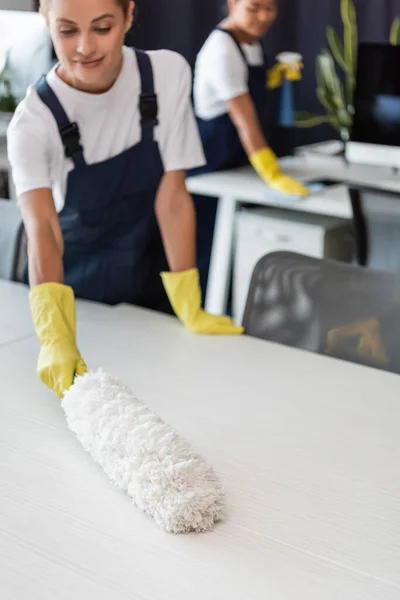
xmin=39 ymin=0 xmax=132 ymax=16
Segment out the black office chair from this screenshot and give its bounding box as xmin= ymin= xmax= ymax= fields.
xmin=0 ymin=198 xmax=27 ymax=282
xmin=350 ymin=185 xmax=400 ymax=272
xmin=242 ymin=251 xmax=400 ymax=375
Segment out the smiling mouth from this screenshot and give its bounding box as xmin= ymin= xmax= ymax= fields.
xmin=78 ymin=57 xmax=105 ymax=67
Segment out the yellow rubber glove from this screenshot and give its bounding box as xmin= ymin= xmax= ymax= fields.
xmin=160 ymin=268 xmax=243 ymax=335
xmin=249 ymin=147 xmax=309 ymax=196
xmin=29 ymin=282 xmax=87 ymax=398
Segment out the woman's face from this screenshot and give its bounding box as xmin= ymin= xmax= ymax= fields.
xmin=46 ymin=0 xmax=134 ymax=92
xmin=229 ymin=0 xmax=278 ymax=39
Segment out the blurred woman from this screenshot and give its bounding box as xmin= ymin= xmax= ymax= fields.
xmin=191 ymin=0 xmax=308 ymax=294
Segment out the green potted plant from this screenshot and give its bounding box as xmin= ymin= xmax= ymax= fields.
xmin=295 ymin=0 xmax=400 ymax=146
xmin=0 ymin=51 xmax=17 ymax=125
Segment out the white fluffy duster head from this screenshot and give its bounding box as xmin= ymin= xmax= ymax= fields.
xmin=61 ymin=370 xmax=225 ymax=534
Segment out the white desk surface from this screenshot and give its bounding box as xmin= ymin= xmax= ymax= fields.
xmin=186 ymin=156 xmax=400 ymax=220
xmin=0 ymin=280 xmax=35 ymax=346
xmin=0 ymin=279 xmax=115 ymax=346
xmin=1 ymin=288 xmax=400 ymax=599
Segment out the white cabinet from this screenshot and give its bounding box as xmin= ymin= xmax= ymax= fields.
xmin=232 ymin=207 xmax=353 ymax=324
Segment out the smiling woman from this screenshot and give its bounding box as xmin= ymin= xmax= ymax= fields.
xmin=7 ymin=0 xmax=243 ymax=398
xmin=37 ymin=0 xmax=134 ymax=93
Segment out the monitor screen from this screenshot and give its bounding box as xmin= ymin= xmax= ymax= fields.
xmin=351 ymin=43 xmax=400 ymax=148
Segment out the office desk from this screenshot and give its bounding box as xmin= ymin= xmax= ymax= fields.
xmin=1 ymin=285 xmax=400 ymax=599
xmin=186 ymin=156 xmax=400 ymax=316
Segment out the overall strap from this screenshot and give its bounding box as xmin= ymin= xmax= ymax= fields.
xmin=215 ymin=27 xmax=247 ymax=64
xmin=134 ymin=49 xmax=158 ymax=141
xmin=215 ymin=27 xmax=267 ymax=72
xmin=35 ymin=75 xmax=86 ymax=168
xmin=260 ymin=44 xmax=268 ymax=69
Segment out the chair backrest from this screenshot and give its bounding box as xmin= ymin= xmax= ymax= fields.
xmin=0 ymin=10 xmax=52 ymax=102
xmin=350 ymin=186 xmax=400 ymax=273
xmin=242 ymin=251 xmax=400 ymax=375
xmin=0 ymin=198 xmax=26 ymax=282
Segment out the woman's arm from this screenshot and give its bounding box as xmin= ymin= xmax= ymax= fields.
xmin=19 ymin=188 xmax=87 ymax=398
xmin=227 ymin=92 xmax=309 ymax=196
xmin=19 ymin=188 xmax=64 ymax=286
xmin=155 ymin=170 xmax=196 ymax=272
xmin=227 ymin=92 xmax=268 ymax=154
xmin=155 ymin=169 xmax=243 ymax=334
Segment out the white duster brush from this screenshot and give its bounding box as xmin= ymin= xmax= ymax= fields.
xmin=61 ymin=370 xmax=225 ymax=534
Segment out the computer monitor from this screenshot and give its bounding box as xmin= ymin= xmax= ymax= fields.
xmin=346 ymin=43 xmax=400 ymax=169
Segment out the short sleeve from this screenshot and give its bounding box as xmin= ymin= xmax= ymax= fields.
xmin=205 ymin=35 xmax=248 ymax=102
xmin=6 ymin=89 xmax=52 ymax=198
xmin=155 ymin=51 xmax=206 ymax=173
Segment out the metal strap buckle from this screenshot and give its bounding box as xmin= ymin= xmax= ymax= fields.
xmin=59 ymin=122 xmax=83 ymax=158
xmin=139 ymin=92 xmax=158 ymax=125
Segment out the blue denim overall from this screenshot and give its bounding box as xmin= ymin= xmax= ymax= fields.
xmin=30 ymin=49 xmax=172 ymax=313
xmin=189 ymin=28 xmax=269 ymax=296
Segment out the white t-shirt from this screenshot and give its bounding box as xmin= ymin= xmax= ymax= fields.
xmin=193 ymin=29 xmax=264 ymax=120
xmin=7 ymin=45 xmax=206 ymax=212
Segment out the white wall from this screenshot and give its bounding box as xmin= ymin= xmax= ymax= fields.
xmin=0 ymin=1 xmax=35 ymax=10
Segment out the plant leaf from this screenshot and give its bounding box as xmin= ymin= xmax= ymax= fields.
xmin=316 ymin=87 xmax=336 ymax=114
xmin=314 ymin=47 xmax=353 ymax=134
xmin=295 ymin=112 xmax=331 ymax=127
xmin=390 ymin=17 xmax=400 ymax=45
xmin=317 ymin=51 xmax=337 ymax=94
xmin=341 ymin=0 xmax=357 ymax=75
xmin=316 ymin=51 xmax=346 ymax=109
xmin=341 ymin=0 xmax=357 ymax=106
xmin=326 ymin=25 xmax=349 ymax=72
